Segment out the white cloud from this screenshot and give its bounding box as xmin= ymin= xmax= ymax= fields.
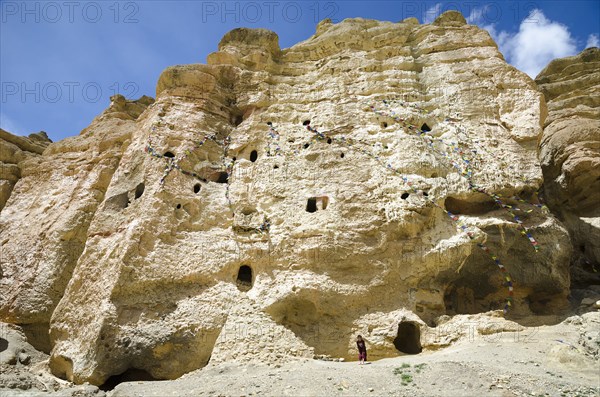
xmin=0 ymin=113 xmax=27 ymax=136
xmin=587 ymin=33 xmax=599 ymax=48
xmin=470 ymin=8 xmax=578 ymax=78
xmin=465 ymin=6 xmax=485 ymax=25
xmin=423 ymin=3 xmax=442 ymax=24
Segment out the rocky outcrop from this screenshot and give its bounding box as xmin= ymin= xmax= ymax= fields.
xmin=536 ymin=47 xmax=600 ymax=286
xmin=0 ymin=129 xmax=51 ymax=211
xmin=1 ymin=12 xmax=572 ymax=386
xmin=0 ymin=95 xmax=153 ymax=352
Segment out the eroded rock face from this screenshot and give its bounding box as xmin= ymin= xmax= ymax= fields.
xmin=0 ymin=129 xmax=51 ymax=211
xmin=1 ymin=13 xmax=571 ymax=385
xmin=536 ymin=47 xmax=600 ymax=286
xmin=0 ymin=95 xmax=153 ymax=352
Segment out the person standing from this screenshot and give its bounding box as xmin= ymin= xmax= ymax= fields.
xmin=356 ymin=335 xmax=367 ymax=364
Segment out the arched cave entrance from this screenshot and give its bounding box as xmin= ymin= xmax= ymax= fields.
xmin=99 ymin=368 xmax=157 ymax=391
xmin=420 ymin=123 xmax=431 ymax=132
xmin=393 ymin=322 xmax=422 ymax=354
xmin=236 ymin=265 xmax=253 ymax=292
xmin=163 ymin=151 xmax=175 ymax=158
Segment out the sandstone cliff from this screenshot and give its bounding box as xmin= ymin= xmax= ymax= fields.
xmin=0 ymin=129 xmax=51 ymax=211
xmin=536 ymin=47 xmax=600 ymax=287
xmin=1 ymin=12 xmax=572 ymax=386
xmin=0 ymin=95 xmax=153 ymax=353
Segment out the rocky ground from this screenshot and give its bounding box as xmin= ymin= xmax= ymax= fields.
xmin=2 ymin=306 xmax=598 ymax=397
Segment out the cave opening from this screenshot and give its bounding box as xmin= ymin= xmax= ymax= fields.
xmin=216 ymin=172 xmax=229 ymax=184
xmin=236 ymin=265 xmax=253 ymax=292
xmin=234 ymin=115 xmax=243 ymax=126
xmin=327 ymin=138 xmax=332 ymax=144
xmin=163 ymin=151 xmax=175 ymax=158
xmin=401 ymin=193 xmax=410 ymax=200
xmin=0 ymin=338 xmax=8 ymax=353
xmin=340 ymin=153 xmax=345 ymax=158
xmin=381 ymin=122 xmax=388 ymax=128
xmin=420 ymin=123 xmax=431 ymax=132
xmin=303 ymin=120 xmax=311 ymax=126
xmin=393 ymin=322 xmax=422 ymax=354
xmin=250 ymin=150 xmax=258 ymax=162
xmin=444 ymin=196 xmax=497 ymax=215
xmin=306 ymin=198 xmax=318 ymax=213
xmin=134 ymin=183 xmax=145 ymax=200
xmin=99 ymin=368 xmax=157 ymax=391
xmin=193 ymin=183 xmax=201 ymax=194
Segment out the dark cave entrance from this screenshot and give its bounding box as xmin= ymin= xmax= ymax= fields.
xmin=134 ymin=183 xmax=145 ymax=199
xmin=393 ymin=322 xmax=422 ymax=354
xmin=236 ymin=265 xmax=253 ymax=292
xmin=306 ymin=198 xmax=318 ymax=213
xmin=99 ymin=368 xmax=157 ymax=391
xmin=0 ymin=338 xmax=8 ymax=353
xmin=250 ymin=150 xmax=258 ymax=162
xmin=216 ymin=172 xmax=229 ymax=184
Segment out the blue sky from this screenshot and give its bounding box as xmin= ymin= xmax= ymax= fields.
xmin=1 ymin=0 xmax=598 ymax=142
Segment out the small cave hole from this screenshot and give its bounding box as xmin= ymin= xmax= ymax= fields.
xmin=306 ymin=197 xmax=318 ymax=213
xmin=420 ymin=123 xmax=431 ymax=132
xmin=267 ymin=121 xmax=272 ymax=126
xmin=327 ymin=138 xmax=332 ymax=144
xmin=393 ymin=322 xmax=422 ymax=354
xmin=303 ymin=120 xmax=311 ymax=126
xmin=163 ymin=151 xmax=175 ymax=158
xmin=176 ymin=203 xmax=182 ymax=210
xmin=193 ymin=183 xmax=201 ymax=194
xmin=134 ymin=183 xmax=145 ymax=200
xmin=232 ymin=156 xmax=237 ymax=162
xmin=250 ymin=150 xmax=258 ymax=162
xmin=303 ymin=143 xmax=310 ymax=149
xmin=236 ymin=265 xmax=253 ymax=292
xmin=234 ymin=115 xmax=243 ymax=126
xmin=423 ymin=191 xmax=429 ymax=197
xmin=340 ymin=152 xmax=345 ymax=159
xmin=401 ymin=193 xmax=410 ymax=200
xmin=431 ymin=173 xmax=438 ymax=178
xmin=0 ymin=338 xmax=8 ymax=353
xmin=212 ymin=172 xmax=228 ymax=184
xmin=99 ymin=368 xmax=157 ymax=391
xmin=273 ymin=165 xmax=279 ymax=169
xmin=381 ymin=122 xmax=388 ymax=128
